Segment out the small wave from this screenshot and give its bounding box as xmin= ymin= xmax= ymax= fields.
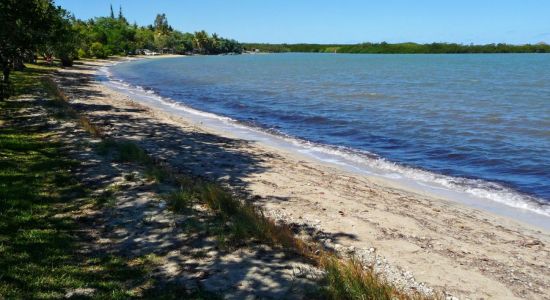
xmin=303 ymin=143 xmax=550 ymax=217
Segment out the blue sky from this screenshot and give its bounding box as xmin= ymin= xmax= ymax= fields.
xmin=54 ymin=0 xmax=550 ymax=44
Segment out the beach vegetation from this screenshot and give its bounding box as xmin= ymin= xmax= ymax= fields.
xmin=95 ymin=138 xmax=168 ymax=183
xmin=320 ymin=256 xmax=399 ymax=300
xmin=166 ymin=189 xmax=195 ymax=213
xmin=74 ymin=11 xmax=242 ymax=57
xmin=89 ymin=42 xmax=110 ymax=59
xmin=86 ymin=119 xmax=423 ymax=298
xmin=85 ymin=120 xmax=428 ymax=298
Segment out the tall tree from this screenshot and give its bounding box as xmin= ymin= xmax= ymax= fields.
xmin=192 ymin=30 xmax=210 ymax=54
xmin=0 ymin=0 xmax=63 ymax=98
xmin=154 ymin=13 xmax=169 ymax=34
xmin=118 ymin=5 xmax=127 ymax=23
xmin=47 ymin=10 xmax=79 ymax=66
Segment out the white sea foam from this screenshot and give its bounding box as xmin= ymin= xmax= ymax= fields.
xmin=97 ymin=62 xmax=550 ymax=228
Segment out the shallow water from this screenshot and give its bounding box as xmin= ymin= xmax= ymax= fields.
xmin=109 ymin=53 xmax=550 ymax=217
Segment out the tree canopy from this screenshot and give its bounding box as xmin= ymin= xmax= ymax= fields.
xmin=74 ymin=11 xmax=242 ymax=58
xmin=1 ymin=0 xmax=76 ymax=97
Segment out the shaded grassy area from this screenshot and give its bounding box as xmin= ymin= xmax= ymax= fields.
xmin=0 ymin=66 xmax=217 ymax=299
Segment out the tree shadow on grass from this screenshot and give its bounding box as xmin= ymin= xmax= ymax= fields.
xmin=0 ymin=96 xmax=167 ymax=298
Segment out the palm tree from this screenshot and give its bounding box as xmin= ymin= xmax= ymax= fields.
xmin=192 ymin=30 xmax=210 ymax=54
xmin=211 ymin=33 xmax=220 ymax=53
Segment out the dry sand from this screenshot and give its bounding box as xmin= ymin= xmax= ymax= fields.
xmin=56 ymin=58 xmax=549 ymax=299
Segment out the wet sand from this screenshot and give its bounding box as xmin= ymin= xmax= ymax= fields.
xmin=57 ymin=58 xmax=550 ymax=299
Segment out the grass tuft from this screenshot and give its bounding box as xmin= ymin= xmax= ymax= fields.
xmin=166 ymin=189 xmax=195 ymax=213
xmin=112 ymin=141 xmax=149 ymax=163
xmin=97 ymin=139 xmax=169 ymax=183
xmin=320 ymin=256 xmax=403 ymax=300
xmin=124 ymin=172 xmax=138 ymax=181
xmin=144 ymin=165 xmax=167 ymax=182
xmin=198 ymin=186 xmax=428 ymax=299
xmin=96 ymin=139 xmax=152 ymax=166
xmin=199 ymin=184 xmax=317 ymax=257
xmin=95 ymin=184 xmax=120 ymax=208
xmin=196 ymin=185 xmax=419 ymax=299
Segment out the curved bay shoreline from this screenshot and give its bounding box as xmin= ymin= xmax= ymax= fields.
xmin=58 ymin=57 xmax=549 ymax=299
xmin=106 ymin=54 xmax=550 ymax=228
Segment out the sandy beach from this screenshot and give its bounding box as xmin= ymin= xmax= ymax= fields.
xmin=55 ymin=57 xmax=550 ymax=299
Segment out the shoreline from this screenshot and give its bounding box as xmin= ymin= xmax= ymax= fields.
xmin=103 ymin=55 xmax=550 ymax=230
xmin=57 ymin=58 xmax=549 ymax=299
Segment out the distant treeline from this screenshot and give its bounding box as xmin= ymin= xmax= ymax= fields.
xmin=244 ymin=42 xmax=550 ymax=54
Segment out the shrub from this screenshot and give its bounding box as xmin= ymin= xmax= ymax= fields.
xmin=77 ymin=48 xmax=88 ymax=59
xmin=90 ymin=42 xmax=108 ymax=59
xmin=59 ymin=55 xmax=74 ymax=67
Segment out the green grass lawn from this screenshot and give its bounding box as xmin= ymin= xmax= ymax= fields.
xmin=0 ymin=66 xmax=199 ymax=299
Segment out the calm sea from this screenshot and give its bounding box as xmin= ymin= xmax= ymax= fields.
xmin=108 ymin=53 xmax=550 ymax=216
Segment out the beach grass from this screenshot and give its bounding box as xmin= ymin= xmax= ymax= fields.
xmin=320 ymin=256 xmax=403 ymax=300
xmin=165 ymin=188 xmax=195 ymax=213
xmin=97 ymin=139 xmax=150 ymax=163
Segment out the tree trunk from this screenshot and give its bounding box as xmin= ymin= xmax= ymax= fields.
xmin=60 ymin=55 xmax=73 ymax=67
xmin=13 ymin=56 xmax=25 ymax=71
xmin=1 ymin=66 xmax=9 ymax=100
xmin=3 ymin=67 xmax=10 ymax=84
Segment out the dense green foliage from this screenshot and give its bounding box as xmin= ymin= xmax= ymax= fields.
xmin=74 ymin=9 xmax=242 ymax=58
xmin=244 ymin=42 xmax=550 ymax=54
xmin=0 ymin=0 xmax=76 ymax=99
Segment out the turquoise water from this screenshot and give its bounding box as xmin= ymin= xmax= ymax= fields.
xmin=109 ymin=53 xmax=550 ymax=215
